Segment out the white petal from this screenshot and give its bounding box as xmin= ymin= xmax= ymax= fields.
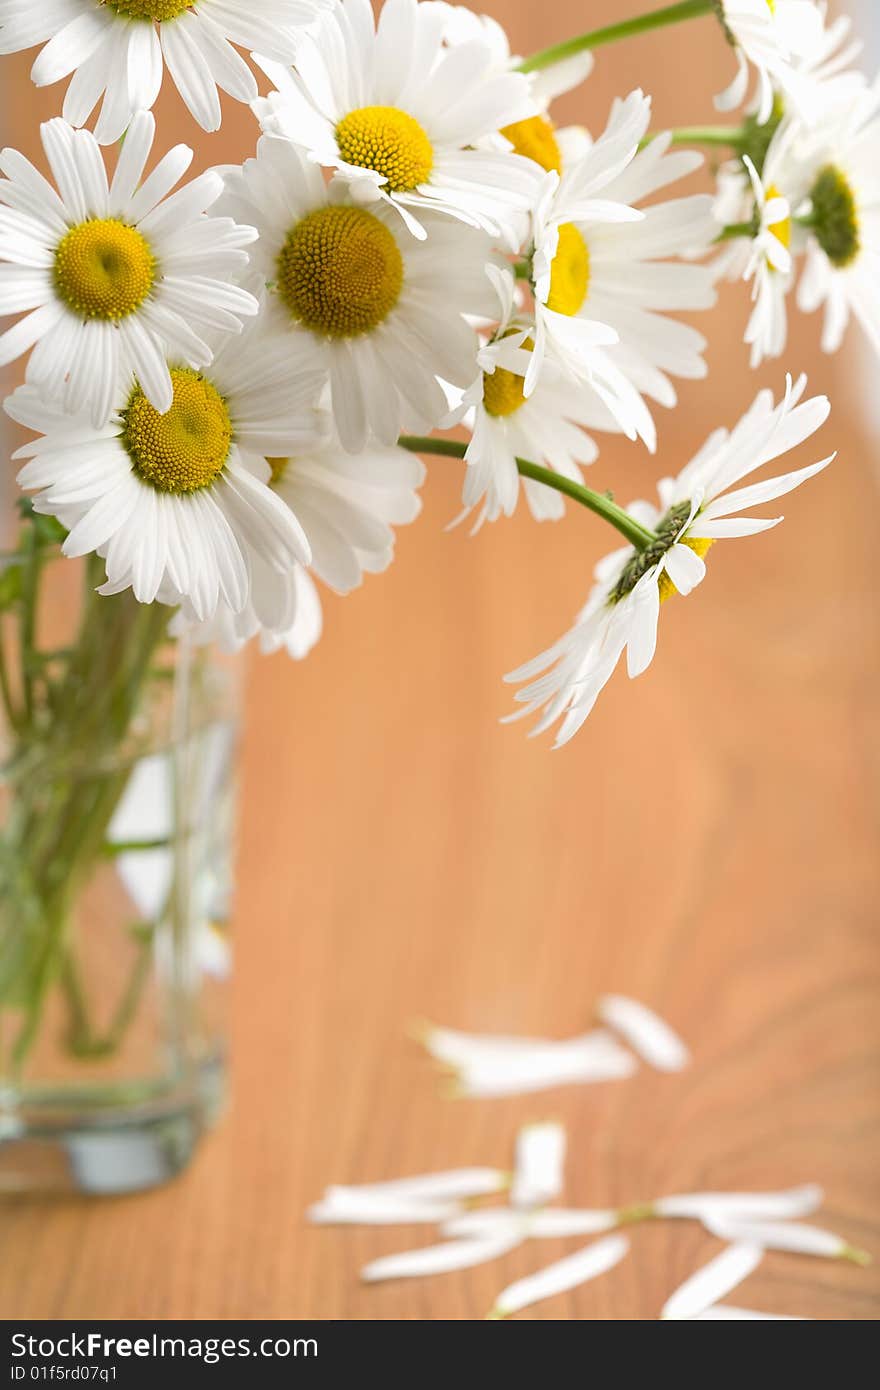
xmin=597 ymin=994 xmax=690 ymax=1072
xmin=511 ymin=1123 xmax=567 ymax=1210
xmin=693 ymin=1305 xmax=810 ymax=1320
xmin=362 ymin=1234 xmax=522 ymax=1283
xmin=656 ymin=1184 xmax=823 ymax=1223
xmin=490 ymin=1234 xmax=630 ymax=1318
xmin=307 ymin=1192 xmax=462 ymax=1226
xmin=661 ymin=1244 xmax=763 ymax=1320
xmin=322 ymin=1168 xmax=508 ymax=1205
xmin=704 ymin=1217 xmax=870 ymax=1264
xmin=444 ymin=1208 xmax=617 ymax=1240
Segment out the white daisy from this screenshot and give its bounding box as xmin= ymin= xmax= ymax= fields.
xmin=5 ymin=316 xmax=325 ymax=621
xmin=506 ymin=376 xmax=833 ymax=746
xmin=793 ymin=83 xmax=880 ymax=357
xmin=455 ymin=268 xmax=619 ymax=527
xmin=526 ymin=91 xmax=717 ymax=453
xmin=0 ymin=0 xmax=327 ymax=142
xmin=252 ymin=0 xmax=541 ymax=242
xmin=715 ymin=0 xmax=828 ymax=123
xmin=426 ymin=1 xmax=594 ymax=175
xmin=738 ymin=150 xmax=794 ymax=366
xmin=178 ymin=421 xmax=425 ymax=655
xmin=218 ymin=135 xmax=498 ymax=453
xmin=0 ymin=113 xmax=258 ymax=427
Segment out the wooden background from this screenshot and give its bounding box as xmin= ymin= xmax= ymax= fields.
xmin=1 ymin=2 xmax=879 ymax=1319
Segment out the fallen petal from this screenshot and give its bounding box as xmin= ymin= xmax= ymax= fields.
xmin=452 ymin=1043 xmax=637 ymax=1098
xmin=307 ymin=1191 xmax=462 ymax=1226
xmin=488 ymin=1234 xmax=630 ymax=1318
xmin=656 ymin=1184 xmax=823 ymax=1222
xmin=661 ymin=1243 xmax=763 ymax=1320
xmin=511 ymin=1123 xmax=567 ymax=1209
xmin=444 ymin=1208 xmax=617 ymax=1241
xmin=692 ymin=1305 xmax=810 ymax=1320
xmin=597 ymin=994 xmax=690 ymax=1072
xmin=704 ymin=1217 xmax=871 ymax=1265
xmin=323 ymin=1167 xmax=508 ymax=1203
xmin=361 ymin=1233 xmax=523 ymax=1283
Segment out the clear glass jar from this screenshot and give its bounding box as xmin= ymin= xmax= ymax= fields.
xmin=0 ymin=547 xmax=238 ymax=1195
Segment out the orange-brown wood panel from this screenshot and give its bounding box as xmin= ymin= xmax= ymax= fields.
xmin=1 ymin=2 xmax=878 ymax=1319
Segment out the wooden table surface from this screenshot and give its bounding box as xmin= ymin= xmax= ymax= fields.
xmin=1 ymin=2 xmax=879 ymax=1321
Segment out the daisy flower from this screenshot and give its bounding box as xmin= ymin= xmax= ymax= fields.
xmin=5 ymin=316 xmax=326 ymax=621
xmin=737 ymin=150 xmax=795 ymax=367
xmin=794 ymin=83 xmax=880 ymax=357
xmin=0 ymin=113 xmax=258 ymax=427
xmin=0 ymin=0 xmax=328 ymax=143
xmin=218 ymin=136 xmax=498 ymax=453
xmin=454 ymin=268 xmax=620 ymax=528
xmin=526 ymin=91 xmax=717 ymax=454
xmin=426 ymin=1 xmax=594 ymax=174
xmin=714 ymin=0 xmax=828 ymax=123
xmin=179 ymin=421 xmax=425 ymax=656
xmin=506 ymin=376 xmax=833 ymax=746
xmin=251 ymin=0 xmax=541 ymax=242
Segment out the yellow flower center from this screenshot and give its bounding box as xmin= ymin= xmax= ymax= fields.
xmin=335 ymin=105 xmax=434 ymax=191
xmin=121 ymin=368 xmax=232 ymax=494
xmin=657 ymin=537 xmax=714 ymax=603
xmin=765 ymin=182 xmax=791 ymax=250
xmin=547 ymin=223 xmax=590 ymax=316
xmin=53 ymin=218 xmax=156 ymax=321
xmin=500 ymin=115 xmax=562 ymax=174
xmin=266 ymin=456 xmax=290 ymax=485
xmin=106 ymin=0 xmax=193 ymax=18
xmin=276 ymin=205 xmax=404 ymax=338
xmin=482 ymin=364 xmax=527 ymax=418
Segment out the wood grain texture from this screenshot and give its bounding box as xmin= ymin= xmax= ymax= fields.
xmin=1 ymin=2 xmax=879 ymax=1321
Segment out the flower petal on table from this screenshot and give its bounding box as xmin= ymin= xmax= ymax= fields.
xmin=323 ymin=1167 xmax=508 ymax=1203
xmin=661 ymin=1243 xmax=763 ymax=1320
xmin=704 ymin=1217 xmax=871 ymax=1265
xmin=656 ymin=1184 xmax=823 ymax=1222
xmin=488 ymin=1234 xmax=630 ymax=1318
xmin=361 ymin=1233 xmax=523 ymax=1283
xmin=597 ymin=994 xmax=690 ymax=1072
xmin=511 ymin=1122 xmax=567 ymax=1209
xmin=444 ymin=1208 xmax=617 ymax=1240
xmin=307 ymin=1191 xmax=462 ymax=1226
xmin=692 ymin=1305 xmax=810 ymax=1320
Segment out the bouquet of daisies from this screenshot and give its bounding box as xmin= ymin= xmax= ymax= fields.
xmin=0 ymin=1 xmax=873 ymax=1061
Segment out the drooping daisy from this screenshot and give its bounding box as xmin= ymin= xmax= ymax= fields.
xmin=178 ymin=422 xmax=425 ymax=656
xmin=217 ymin=136 xmax=499 ymax=453
xmin=733 ymin=152 xmax=795 ymax=367
xmin=252 ymin=0 xmax=541 ymax=242
xmin=453 ymin=267 xmax=621 ymax=527
xmin=426 ymin=1 xmax=594 ymax=174
xmin=714 ymin=0 xmax=828 ymax=123
xmin=793 ymin=83 xmax=880 ymax=357
xmin=0 ymin=0 xmax=328 ymax=143
xmin=506 ymin=376 xmax=833 ymax=746
xmin=0 ymin=113 xmax=258 ymax=427
xmin=525 ymin=91 xmax=717 ymax=453
xmin=5 ymin=316 xmax=326 ymax=621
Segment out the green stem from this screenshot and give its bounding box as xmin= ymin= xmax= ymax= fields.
xmin=715 ymin=220 xmax=755 ymax=242
xmin=0 ymin=622 xmax=20 ymax=730
xmin=518 ymin=0 xmax=716 ymax=73
xmin=18 ymin=524 xmax=39 ymax=724
xmin=398 ymin=435 xmax=657 ymax=551
xmin=663 ymin=125 xmax=747 ymax=148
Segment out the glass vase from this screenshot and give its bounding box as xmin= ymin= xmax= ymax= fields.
xmin=0 ymin=544 xmax=238 ymax=1195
